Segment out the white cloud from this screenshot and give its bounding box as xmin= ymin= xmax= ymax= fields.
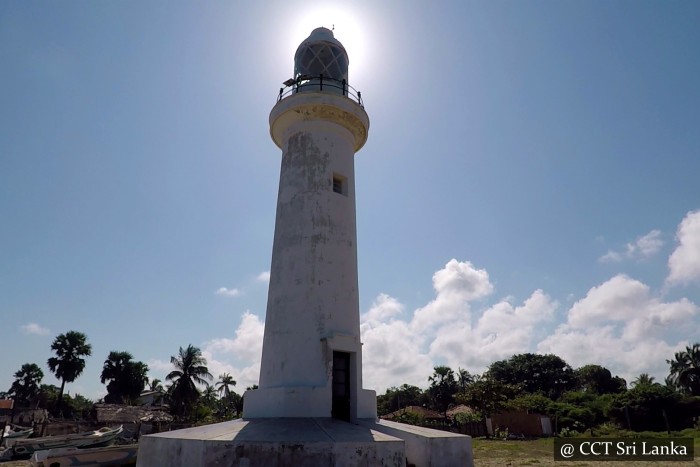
xmin=410 ymin=259 xmax=493 ymax=332
xmin=598 ymin=230 xmax=663 ymax=263
xmin=256 ymin=271 xmax=271 ymax=282
xmin=433 ymin=259 xmax=493 ymax=301
xmin=21 ymin=322 xmax=50 ymax=336
xmin=201 ymin=311 xmax=265 ymax=390
xmin=361 ymin=306 xmax=434 ymax=391
xmin=361 ymin=293 xmax=403 ymax=324
xmin=195 ymin=255 xmax=700 ymax=395
xmin=147 ymin=359 xmax=173 ymax=373
xmin=667 ymin=210 xmax=700 ymax=286
xmin=361 ymin=321 xmax=434 ymax=390
xmin=428 ymin=289 xmax=557 ymax=370
xmin=598 ymin=250 xmax=622 ymax=263
xmin=567 ymin=275 xmax=648 ymax=327
xmin=635 ymin=230 xmax=664 ymax=258
xmin=538 ymin=274 xmax=699 ymax=383
xmin=361 ymin=259 xmax=698 ymax=392
xmin=360 ymin=259 xmax=554 ymax=392
xmin=216 ymin=287 xmax=241 ymax=297
xmin=204 ymin=311 xmax=264 ymax=362
xmin=145 ymin=358 xmax=174 ymax=387
xmin=215 ymin=271 xmax=269 ymax=298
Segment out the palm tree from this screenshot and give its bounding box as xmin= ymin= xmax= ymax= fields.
xmin=631 ymin=373 xmax=656 ymax=388
xmin=47 ymin=331 xmax=92 ymax=415
xmin=100 ymin=351 xmax=149 ymax=404
xmin=9 ymin=363 xmax=44 ymax=406
xmin=150 ymin=378 xmax=164 ymax=392
xmin=216 ymin=373 xmax=237 ymax=419
xmin=667 ymin=343 xmax=700 ymax=396
xmin=166 ymin=345 xmax=212 ymax=417
xmin=428 ymin=366 xmax=458 ymax=417
xmin=201 ymin=384 xmax=218 ymax=406
xmin=216 ymin=373 xmax=236 ymax=400
xmin=457 ymin=367 xmax=474 ymax=392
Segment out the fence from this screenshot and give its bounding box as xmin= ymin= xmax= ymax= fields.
xmin=276 ymin=75 xmax=364 ymax=108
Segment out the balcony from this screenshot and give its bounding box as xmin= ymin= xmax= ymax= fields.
xmin=277 ymin=75 xmax=364 ymax=108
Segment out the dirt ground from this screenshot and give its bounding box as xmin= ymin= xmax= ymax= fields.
xmin=475 ymin=461 xmax=698 ymax=466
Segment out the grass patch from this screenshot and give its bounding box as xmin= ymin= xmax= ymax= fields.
xmin=472 ymin=437 xmax=553 ymax=459
xmin=472 ymin=431 xmax=700 ymax=467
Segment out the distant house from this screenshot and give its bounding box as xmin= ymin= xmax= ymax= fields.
xmin=0 ymin=399 xmax=13 ymax=420
xmin=136 ymin=390 xmax=165 ymax=407
xmin=94 ymin=403 xmax=173 ymax=438
xmin=0 ymin=399 xmax=48 ymax=427
xmin=382 ymin=406 xmax=445 ymax=422
xmin=94 ymin=404 xmax=173 ymax=425
xmin=0 ymin=399 xmax=13 ymax=424
xmin=487 ymin=411 xmax=553 ymax=437
xmin=384 ymin=404 xmax=490 ymax=437
xmin=446 ymin=404 xmax=478 ymax=420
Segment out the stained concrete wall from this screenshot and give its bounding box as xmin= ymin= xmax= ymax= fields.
xmin=245 ymin=92 xmax=374 ymax=420
xmin=260 ymin=121 xmax=360 ymax=389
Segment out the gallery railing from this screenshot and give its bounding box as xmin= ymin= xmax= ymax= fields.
xmin=277 ymin=75 xmax=364 ymax=108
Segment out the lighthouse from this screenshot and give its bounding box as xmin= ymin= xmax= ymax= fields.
xmin=137 ymin=27 xmax=472 ymax=467
xmin=243 ymin=26 xmax=376 ymax=421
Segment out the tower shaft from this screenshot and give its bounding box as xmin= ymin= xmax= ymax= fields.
xmin=261 ymin=119 xmax=360 ymax=389
xmin=244 ymin=91 xmax=374 ymax=419
xmin=244 ymin=26 xmax=374 ymax=421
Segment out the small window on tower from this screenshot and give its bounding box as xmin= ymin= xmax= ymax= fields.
xmin=332 ymin=173 xmax=347 ymax=195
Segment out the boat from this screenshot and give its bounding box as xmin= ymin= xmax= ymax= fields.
xmin=8 ymin=425 xmax=123 ymax=458
xmin=0 ymin=446 xmax=15 ymax=461
xmin=1 ymin=423 xmax=34 ymax=446
xmin=31 ymin=443 xmax=138 ymax=467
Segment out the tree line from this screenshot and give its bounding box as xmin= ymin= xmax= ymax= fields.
xmin=6 ymin=330 xmax=700 ymax=431
xmin=378 ymin=346 xmax=700 ymax=434
xmin=3 ymin=330 xmax=247 ymax=422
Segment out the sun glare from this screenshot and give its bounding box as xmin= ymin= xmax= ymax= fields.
xmin=290 ymin=6 xmax=369 ymax=83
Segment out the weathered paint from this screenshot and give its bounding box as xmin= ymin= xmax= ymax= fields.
xmin=245 ymin=86 xmax=375 ymax=419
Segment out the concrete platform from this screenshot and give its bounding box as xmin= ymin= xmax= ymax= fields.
xmin=359 ymin=419 xmax=474 ymax=467
xmin=136 ymin=418 xmax=405 ymax=467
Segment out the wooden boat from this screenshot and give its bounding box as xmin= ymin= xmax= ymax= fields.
xmin=30 ymin=443 xmax=138 ymax=467
xmin=0 ymin=446 xmax=15 ymax=461
xmin=1 ymin=424 xmax=34 ymax=446
xmin=9 ymin=425 xmax=123 ymax=458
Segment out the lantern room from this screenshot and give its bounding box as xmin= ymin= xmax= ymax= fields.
xmin=294 ymin=27 xmax=349 ymax=83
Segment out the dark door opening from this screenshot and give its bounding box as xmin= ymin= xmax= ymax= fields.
xmin=332 ymin=351 xmax=351 ymax=421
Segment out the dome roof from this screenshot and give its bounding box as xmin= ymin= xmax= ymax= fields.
xmin=294 ymin=27 xmax=349 ymax=82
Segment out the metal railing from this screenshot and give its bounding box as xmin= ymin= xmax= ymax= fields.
xmin=277 ymin=74 xmax=364 ymax=108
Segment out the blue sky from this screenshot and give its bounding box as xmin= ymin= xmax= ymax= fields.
xmin=2 ymin=1 xmax=699 ymax=400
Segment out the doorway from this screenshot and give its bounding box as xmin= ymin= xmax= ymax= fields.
xmin=332 ymin=351 xmax=351 ymax=420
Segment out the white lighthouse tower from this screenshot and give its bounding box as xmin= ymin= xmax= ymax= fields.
xmin=243 ymin=26 xmax=376 ymax=421
xmin=137 ymin=28 xmax=473 ymax=467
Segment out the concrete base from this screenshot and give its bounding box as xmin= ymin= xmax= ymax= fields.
xmin=359 ymin=419 xmax=474 ymax=467
xmin=136 ymin=418 xmax=405 ymax=467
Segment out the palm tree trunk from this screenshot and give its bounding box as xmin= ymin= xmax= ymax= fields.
xmin=57 ymin=379 xmax=66 ymax=416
